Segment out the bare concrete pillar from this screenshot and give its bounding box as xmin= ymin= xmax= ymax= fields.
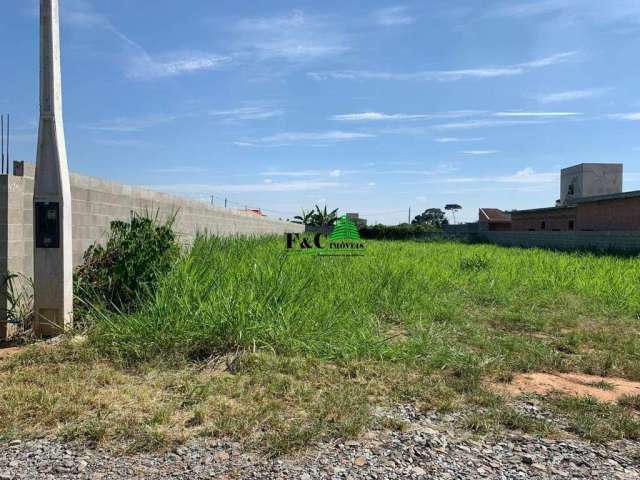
xmin=33 ymin=0 xmax=73 ymax=336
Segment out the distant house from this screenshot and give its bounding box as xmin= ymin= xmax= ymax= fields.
xmin=479 ymin=208 xmax=512 ymax=231
xmin=245 ymin=208 xmax=266 ymax=217
xmin=346 ymin=213 xmax=367 ymax=228
xmin=481 ymin=163 xmax=640 ymax=232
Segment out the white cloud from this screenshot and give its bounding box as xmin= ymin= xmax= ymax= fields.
xmin=234 ymin=11 xmax=348 ymax=62
xmin=493 ymin=111 xmax=582 ymax=117
xmin=93 ymin=139 xmax=148 ymax=147
xmin=488 ymin=1 xmax=640 ymax=26
xmin=371 ymin=6 xmax=415 ymax=26
xmin=150 ymin=180 xmax=341 ymax=194
xmin=147 ymin=166 xmax=207 ymax=174
xmin=209 ymin=106 xmax=282 ymax=121
xmin=127 ymin=51 xmax=230 ymax=80
xmin=407 ymin=168 xmax=559 ymax=186
xmin=498 ymin=167 xmax=559 ymax=184
xmin=310 ymin=68 xmax=522 ymax=82
xmin=331 ymin=111 xmax=478 ymax=122
xmin=259 ymin=169 xmax=354 ymax=178
xmin=235 ymin=10 xmax=307 ymax=31
xmin=488 ymin=1 xmax=567 ymax=18
xmin=82 ymin=113 xmax=185 ymax=132
xmin=309 ymin=51 xmax=579 ymax=82
xmin=462 ymin=150 xmax=499 ymax=155
xmin=244 ymin=131 xmax=374 ymax=145
xmin=259 ymin=171 xmax=318 ymax=177
xmin=64 ymin=10 xmax=111 ymax=29
xmin=608 ymin=113 xmax=640 ymax=121
xmin=434 ymin=137 xmax=485 ymax=143
xmin=432 ymin=119 xmax=547 ymax=130
xmin=535 ymin=88 xmax=610 ymax=103
xmin=76 ymin=106 xmax=282 ymax=135
xmin=518 ymin=51 xmax=578 ymax=68
xmin=62 ymin=2 xmax=228 ymax=80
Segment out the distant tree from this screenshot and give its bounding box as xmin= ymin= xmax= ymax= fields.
xmin=412 ymin=208 xmax=449 ymax=228
xmin=292 ymin=208 xmax=315 ymax=226
xmin=444 ymin=204 xmax=462 ymax=224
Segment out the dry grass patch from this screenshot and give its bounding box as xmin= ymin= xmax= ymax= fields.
xmin=0 ymin=345 xmax=498 ymax=454
xmin=0 ymin=349 xmax=397 ymax=454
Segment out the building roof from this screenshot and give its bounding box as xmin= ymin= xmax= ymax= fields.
xmin=479 ymin=208 xmax=512 ymax=223
xmin=510 ymin=205 xmax=576 ymax=216
xmin=573 ymin=190 xmax=640 ymax=204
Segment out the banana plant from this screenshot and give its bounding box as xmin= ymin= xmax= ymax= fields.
xmin=292 ymin=208 xmax=315 ymax=225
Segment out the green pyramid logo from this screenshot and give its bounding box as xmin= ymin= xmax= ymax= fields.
xmin=330 ymin=215 xmax=361 ymax=241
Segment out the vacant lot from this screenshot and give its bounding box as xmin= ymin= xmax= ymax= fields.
xmin=2 ymin=238 xmax=640 ymax=453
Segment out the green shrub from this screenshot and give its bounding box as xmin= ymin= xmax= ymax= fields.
xmin=75 ymin=212 xmax=180 ymax=314
xmin=359 ymin=224 xmax=440 ymax=240
xmin=459 ymin=253 xmax=491 ymax=272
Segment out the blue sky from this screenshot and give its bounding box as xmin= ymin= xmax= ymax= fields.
xmin=3 ymin=0 xmax=640 ymax=224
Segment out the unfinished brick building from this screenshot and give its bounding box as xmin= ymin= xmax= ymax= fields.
xmin=479 ymin=163 xmax=640 ymax=232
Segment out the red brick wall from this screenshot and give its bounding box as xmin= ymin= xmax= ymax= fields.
xmin=511 ymin=208 xmax=576 ymax=231
xmin=489 ymin=223 xmax=511 ymax=231
xmin=576 ymin=197 xmax=640 ymax=231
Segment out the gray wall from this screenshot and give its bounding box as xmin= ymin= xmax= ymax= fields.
xmin=479 ymin=230 xmax=640 ymax=253
xmin=0 ymin=163 xmax=302 ymax=338
xmin=368 ymin=229 xmax=640 ymax=254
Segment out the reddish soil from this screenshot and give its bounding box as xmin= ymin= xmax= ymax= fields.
xmin=0 ymin=346 xmax=23 ymax=359
xmin=492 ymin=372 xmax=640 ymax=403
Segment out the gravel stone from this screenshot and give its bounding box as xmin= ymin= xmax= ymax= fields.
xmin=1 ymin=404 xmax=639 ymax=479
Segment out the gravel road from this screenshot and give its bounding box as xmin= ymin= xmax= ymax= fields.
xmin=1 ymin=405 xmax=638 ymax=479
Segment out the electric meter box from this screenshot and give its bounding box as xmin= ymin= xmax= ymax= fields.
xmin=35 ymin=202 xmax=60 ymax=249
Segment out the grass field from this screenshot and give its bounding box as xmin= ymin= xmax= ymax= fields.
xmin=2 ymin=237 xmax=640 ymax=453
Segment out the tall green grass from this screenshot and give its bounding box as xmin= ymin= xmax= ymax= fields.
xmin=88 ymin=236 xmax=640 ymax=377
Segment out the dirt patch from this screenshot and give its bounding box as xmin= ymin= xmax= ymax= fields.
xmin=491 ymin=372 xmax=640 ymax=403
xmin=0 ymin=346 xmax=23 ymax=360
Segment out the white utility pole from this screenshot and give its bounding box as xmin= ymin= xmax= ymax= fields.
xmin=33 ymin=0 xmax=73 ymax=336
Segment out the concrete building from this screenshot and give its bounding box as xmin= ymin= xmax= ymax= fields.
xmin=560 ymin=163 xmax=622 ymax=206
xmin=480 ymin=163 xmax=640 ymax=232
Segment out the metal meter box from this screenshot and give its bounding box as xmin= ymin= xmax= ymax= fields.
xmin=35 ymin=202 xmax=60 ymax=248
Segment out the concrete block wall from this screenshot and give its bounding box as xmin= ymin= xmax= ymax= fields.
xmin=480 ymin=231 xmax=640 ymax=253
xmin=10 ymin=163 xmax=303 ymax=277
xmin=0 ymin=163 xmax=303 ymax=338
